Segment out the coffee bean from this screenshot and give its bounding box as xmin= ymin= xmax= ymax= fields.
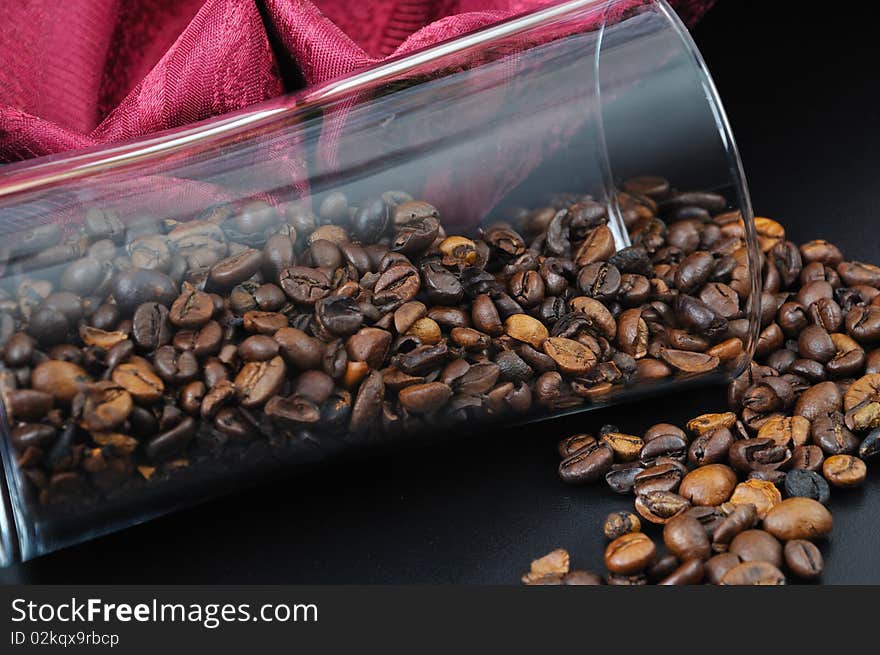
xmin=705 ymin=553 xmax=742 ymax=585
xmin=112 ymin=268 xmax=178 ymax=312
xmin=634 ymin=490 xmax=690 ymax=524
xmin=678 ymin=464 xmax=737 ymax=506
xmin=234 ymin=356 xmax=286 ymax=407
xmin=559 ymin=441 xmax=613 ymax=484
xmin=860 ymin=427 xmax=880 ymax=460
xmin=688 ymin=427 xmax=733 ymax=466
xmin=729 ymin=479 xmax=782 ymax=519
xmin=208 ymin=249 xmax=262 ymax=290
xmin=132 ymin=302 xmax=172 ymax=351
xmin=349 ymin=371 xmax=385 ymax=432
xmin=822 ymin=454 xmax=867 ymax=488
xmin=763 ymin=497 xmax=833 ymax=541
xmin=169 ymin=284 xmax=214 ymax=328
xmin=729 ymin=438 xmax=790 ymax=473
xmin=720 ymin=561 xmax=786 ymax=585
xmin=315 ymin=296 xmax=363 ymax=337
xmin=729 ymin=529 xmax=782 ymax=568
xmin=373 ymin=264 xmax=421 ymax=311
xmin=784 ymin=469 xmax=830 ymax=504
xmin=633 ymin=462 xmax=684 ymax=495
xmin=556 ymin=434 xmax=594 ymax=459
xmin=603 ymin=511 xmax=641 ymax=540
xmin=112 ymin=358 xmax=164 ymax=403
xmin=658 ymin=558 xmax=704 ymax=585
xmin=712 ymin=504 xmax=758 ymax=552
xmin=241 ymin=311 xmax=285 ymax=335
xmin=279 ymin=266 xmax=331 ymax=304
xmin=790 ymin=444 xmax=825 ymax=472
xmin=398 ymin=382 xmax=452 ymax=414
xmin=145 ymin=416 xmax=196 ymax=461
xmin=639 ymin=434 xmax=687 ymax=467
xmin=663 ymin=513 xmax=711 ymax=561
xmin=604 ymin=532 xmax=656 ymax=574
xmin=31 ymin=360 xmax=91 ymax=403
xmin=783 ymin=539 xmax=823 ymax=580
xmin=504 ymin=314 xmax=548 ymax=348
xmin=605 ymin=462 xmax=645 ymax=494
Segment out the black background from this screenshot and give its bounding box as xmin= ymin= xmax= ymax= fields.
xmin=2 ymin=0 xmax=879 ymax=584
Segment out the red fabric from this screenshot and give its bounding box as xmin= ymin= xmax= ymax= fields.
xmin=0 ymin=0 xmax=714 ymax=165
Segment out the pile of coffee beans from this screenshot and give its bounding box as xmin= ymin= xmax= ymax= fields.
xmin=530 ymin=211 xmax=880 ymax=584
xmin=0 ymin=178 xmax=748 ymax=509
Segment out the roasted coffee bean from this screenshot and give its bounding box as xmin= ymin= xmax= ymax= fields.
xmin=663 ymin=513 xmax=711 ymax=561
xmin=504 ymin=314 xmax=548 ymax=348
xmin=243 ymin=311 xmax=287 ymax=335
xmin=688 ymin=427 xmax=733 ymax=466
xmin=729 ymin=438 xmax=789 ymax=473
xmin=784 ymin=539 xmax=823 ymax=580
xmin=639 ymin=434 xmax=687 ymax=467
xmin=790 ymin=444 xmax=825 ymax=472
xmin=31 ymin=360 xmax=91 ymax=403
xmin=238 ymin=335 xmax=280 ymax=362
xmin=675 ymin=251 xmax=714 ymax=294
xmin=720 ymin=561 xmax=786 ymax=585
xmin=5 ymin=389 xmax=53 ymax=421
xmin=279 ymin=266 xmax=331 ymax=304
xmin=131 ymin=302 xmax=172 ymax=351
xmin=557 ymin=434 xmax=595 ymax=459
xmin=784 ymin=469 xmax=830 ymax=504
xmin=729 ymin=529 xmax=783 ymax=568
xmin=398 ymin=382 xmax=452 ymax=414
xmin=729 ymin=479 xmax=782 ymax=519
xmin=645 ymin=554 xmax=680 ymax=583
xmin=603 ymin=511 xmax=641 ymax=540
xmin=169 ymin=284 xmax=214 ymax=328
xmin=634 ymin=490 xmax=690 ymax=524
xmin=678 ymin=464 xmax=737 ymax=506
xmin=846 ymin=305 xmax=880 ymax=343
xmin=373 ymin=264 xmax=421 ymax=310
xmin=860 ymin=427 xmax=880 ymax=460
xmin=208 ymin=249 xmax=262 ymax=289
xmin=633 ymin=462 xmax=684 ymax=495
xmin=234 ymin=356 xmax=286 ymax=407
xmin=274 ymin=327 xmax=323 ymax=370
xmin=604 ymin=532 xmax=656 ymax=574
xmin=798 ymin=325 xmax=835 ymax=363
xmin=349 ymin=371 xmax=385 ymax=432
xmin=604 ymin=462 xmax=645 ymax=494
xmin=559 ymin=441 xmax=613 ymax=484
xmin=542 ymin=337 xmax=597 ymax=375
xmin=577 ymin=262 xmax=621 ymax=301
xmin=112 ymin=358 xmax=164 ymax=403
xmin=712 ymin=504 xmax=757 ymax=552
xmin=315 ymin=296 xmax=363 ymax=336
xmin=705 ymin=553 xmax=742 ymax=585
xmin=811 ymin=413 xmax=858 ymax=455
xmin=673 ymin=295 xmax=727 ymax=340
xmin=658 ymin=559 xmax=704 ymax=586
xmin=644 ymin=423 xmax=688 ymax=442
xmin=112 ymin=268 xmax=178 ymax=312
xmin=822 ymin=454 xmax=866 ymax=488
xmin=145 ymin=416 xmax=196 ymax=461
xmin=763 ymin=497 xmax=833 ymax=541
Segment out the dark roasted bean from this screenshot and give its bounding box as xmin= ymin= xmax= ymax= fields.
xmin=784 ymin=469 xmax=830 ymax=504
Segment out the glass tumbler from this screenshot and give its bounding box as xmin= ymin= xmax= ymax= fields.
xmin=0 ymin=0 xmax=760 ymax=565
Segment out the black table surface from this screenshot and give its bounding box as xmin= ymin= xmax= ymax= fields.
xmin=2 ymin=0 xmax=879 ymax=584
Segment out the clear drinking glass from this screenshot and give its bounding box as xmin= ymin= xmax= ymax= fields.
xmin=0 ymin=0 xmax=759 ymax=565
